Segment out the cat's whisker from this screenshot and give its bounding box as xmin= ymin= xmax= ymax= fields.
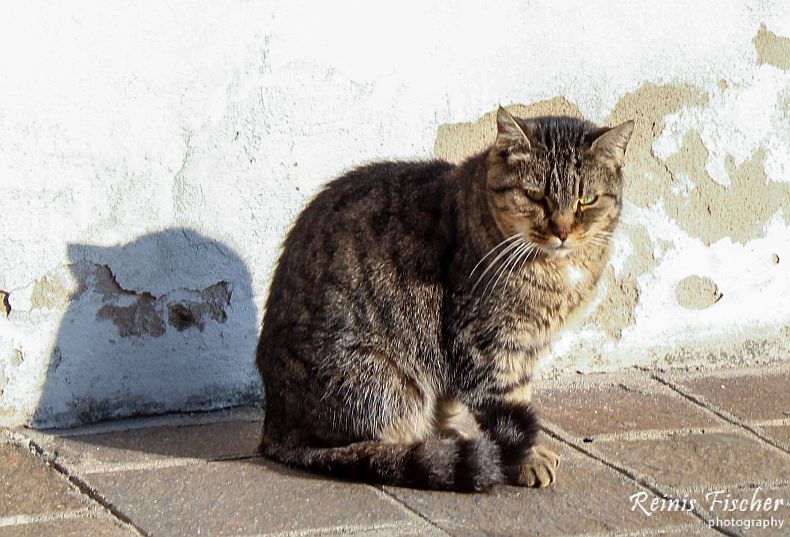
xmin=471 ymin=237 xmax=525 ymax=292
xmin=519 ymin=244 xmax=539 ymax=273
xmin=502 ymin=243 xmax=536 ymax=289
xmin=585 ymin=232 xmax=613 ymax=248
xmin=484 ymin=241 xmax=531 ymax=297
xmin=469 ymin=233 xmax=522 ymax=278
xmin=585 ymin=235 xmax=608 ymax=244
xmin=480 ymin=240 xmax=526 ymax=297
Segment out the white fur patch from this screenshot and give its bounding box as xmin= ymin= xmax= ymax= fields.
xmin=566 ymin=265 xmax=585 ymax=286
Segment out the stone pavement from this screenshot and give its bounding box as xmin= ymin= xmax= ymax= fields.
xmin=2 ymin=365 xmax=789 ymax=537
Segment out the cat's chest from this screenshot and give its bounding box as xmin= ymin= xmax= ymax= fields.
xmin=509 ymin=265 xmax=596 ymax=341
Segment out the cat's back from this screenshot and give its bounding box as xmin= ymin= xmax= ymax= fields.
xmin=280 ymin=159 xmax=454 ymax=258
xmin=298 ymin=159 xmax=454 ymax=229
xmin=262 ymin=159 xmax=456 ymax=336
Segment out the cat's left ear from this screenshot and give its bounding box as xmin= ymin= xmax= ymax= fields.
xmin=586 ymin=121 xmax=634 ymax=168
xmin=494 ymin=106 xmax=533 ymax=158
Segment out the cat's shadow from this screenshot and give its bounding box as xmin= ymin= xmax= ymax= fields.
xmin=34 ymin=227 xmax=262 ymax=433
xmin=33 ymin=227 xmax=341 ymax=480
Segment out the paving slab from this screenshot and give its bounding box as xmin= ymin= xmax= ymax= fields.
xmin=0 ymin=514 xmax=136 ymax=537
xmin=535 ymin=377 xmax=719 ymax=439
xmin=386 ymin=454 xmax=696 ymax=537
xmin=674 ymin=370 xmax=790 ymax=422
xmin=0 ymin=443 xmax=88 ymax=518
xmin=595 ymin=431 xmax=790 ymax=492
xmin=698 ymin=484 xmax=790 ymax=537
xmin=84 ymin=458 xmax=425 ymax=537
xmin=23 ymin=419 xmax=262 ymax=473
xmin=619 ymin=527 xmax=722 ymax=536
xmin=760 ymin=424 xmax=790 ymax=450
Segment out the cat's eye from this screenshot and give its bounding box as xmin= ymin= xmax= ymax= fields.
xmin=577 ymin=194 xmax=598 ymax=207
xmin=525 ymin=190 xmax=544 ymax=203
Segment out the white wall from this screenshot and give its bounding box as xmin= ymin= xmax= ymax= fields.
xmin=1 ymin=1 xmax=789 ymax=427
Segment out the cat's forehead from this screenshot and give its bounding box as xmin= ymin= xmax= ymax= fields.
xmin=517 ymin=118 xmax=591 ymax=186
xmin=518 ymin=116 xmax=594 ymax=152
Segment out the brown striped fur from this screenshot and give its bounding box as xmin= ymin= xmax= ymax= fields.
xmin=256 ymin=107 xmax=633 ymax=491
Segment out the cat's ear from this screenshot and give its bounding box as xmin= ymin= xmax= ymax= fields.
xmin=586 ymin=121 xmax=634 ymax=168
xmin=495 ymin=106 xmax=532 ymax=159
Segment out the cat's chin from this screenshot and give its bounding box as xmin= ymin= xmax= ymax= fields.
xmin=541 ymin=245 xmax=573 ymax=258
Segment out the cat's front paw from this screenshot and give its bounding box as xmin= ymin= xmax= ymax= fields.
xmin=509 ymin=445 xmax=560 ymax=488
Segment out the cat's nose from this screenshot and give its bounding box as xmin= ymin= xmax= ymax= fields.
xmin=550 ymin=216 xmax=573 ymax=242
xmin=551 ymin=223 xmax=570 ymax=242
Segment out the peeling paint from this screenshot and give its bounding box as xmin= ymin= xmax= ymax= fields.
xmin=434 ymin=97 xmax=583 ymax=164
xmin=87 ymin=263 xmax=231 ymax=338
xmin=661 ymin=134 xmax=790 ymax=245
xmin=753 ymin=23 xmax=790 ymax=71
xmin=98 ymin=294 xmax=166 ymax=338
xmin=30 ymin=275 xmax=71 ymax=310
xmin=587 ymin=224 xmax=658 ymax=339
xmin=603 ymin=82 xmax=709 ymax=204
xmin=93 ymin=264 xmax=136 ymax=300
xmin=168 ymin=281 xmax=230 ymax=332
xmin=0 ymin=291 xmax=9 ymax=316
xmin=675 ymin=275 xmax=723 ymax=309
xmin=605 ymin=83 xmax=790 ymax=246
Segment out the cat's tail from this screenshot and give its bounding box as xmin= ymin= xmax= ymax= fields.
xmin=259 ymin=435 xmax=505 ymax=492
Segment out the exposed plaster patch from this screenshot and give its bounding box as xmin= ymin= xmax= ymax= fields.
xmin=603 ymin=82 xmax=709 ymax=207
xmin=675 ymin=275 xmax=723 ymax=310
xmin=772 ymin=253 xmax=780 ymax=264
xmin=87 ymin=263 xmax=230 ymax=338
xmin=653 ymin=70 xmax=790 ymax=187
xmin=93 ymin=264 xmax=136 ymax=300
xmin=434 ymin=97 xmax=583 ymax=163
xmin=661 ymin=133 xmax=790 ymax=245
xmin=167 ymin=281 xmax=230 ymax=331
xmin=0 ymin=291 xmax=9 ymax=316
xmin=753 ymin=23 xmax=790 ymax=71
xmin=586 ymin=224 xmax=657 ymax=339
xmin=98 ymin=293 xmax=166 ymax=338
xmin=605 ymin=83 xmax=790 ymax=246
xmin=10 ymin=349 xmax=23 ymax=368
xmin=30 ymin=275 xmax=71 ymax=309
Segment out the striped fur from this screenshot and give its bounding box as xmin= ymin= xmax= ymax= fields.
xmin=256 ymin=108 xmax=632 ymax=491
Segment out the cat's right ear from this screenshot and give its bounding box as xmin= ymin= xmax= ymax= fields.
xmin=586 ymin=121 xmax=634 ymax=169
xmin=495 ymin=106 xmax=532 ymax=160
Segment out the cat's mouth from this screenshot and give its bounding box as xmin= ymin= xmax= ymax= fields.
xmin=530 ymin=234 xmax=576 ymax=258
xmin=550 ymin=245 xmax=573 ymax=257
xmin=541 ymin=243 xmax=574 ymax=258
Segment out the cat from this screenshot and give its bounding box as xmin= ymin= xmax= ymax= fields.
xmin=256 ymin=107 xmax=633 ymax=492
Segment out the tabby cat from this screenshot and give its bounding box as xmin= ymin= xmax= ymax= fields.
xmin=256 ymin=107 xmax=633 ymax=491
